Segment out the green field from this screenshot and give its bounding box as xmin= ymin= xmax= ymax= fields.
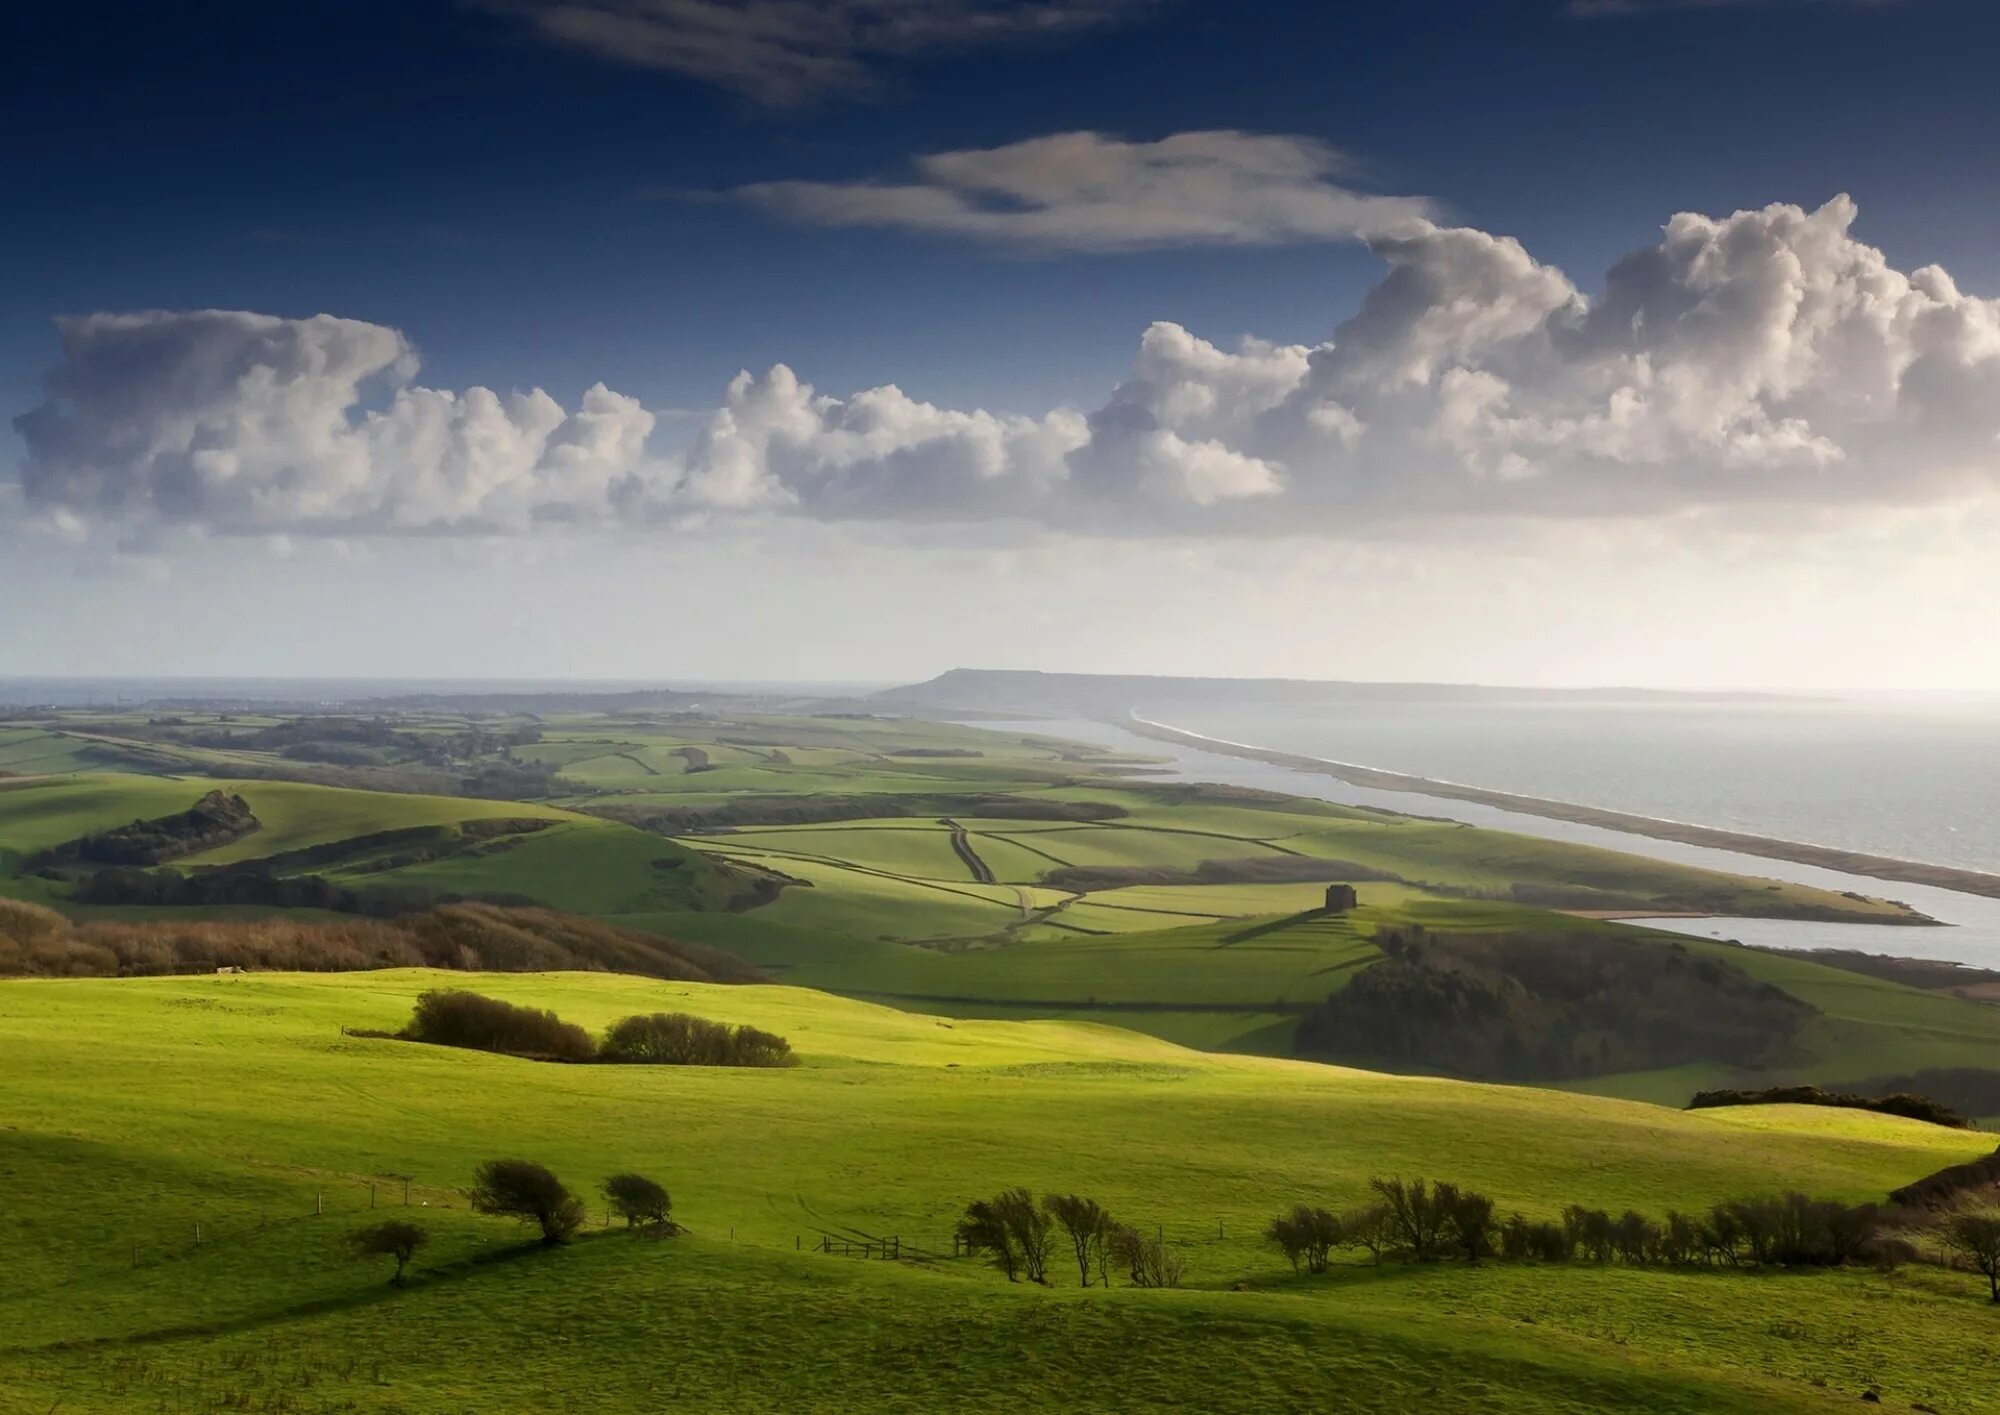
xmin=2 ymin=709 xmax=1989 ymax=1102
xmin=1 ymin=970 xmax=1995 ymax=1413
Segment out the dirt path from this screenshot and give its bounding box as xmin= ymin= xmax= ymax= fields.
xmin=940 ymin=818 xmax=996 ymax=883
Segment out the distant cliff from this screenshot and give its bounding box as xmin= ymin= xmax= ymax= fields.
xmin=877 ymin=668 xmax=1810 ymax=718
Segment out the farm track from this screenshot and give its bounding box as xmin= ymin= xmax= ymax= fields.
xmin=940 ymin=818 xmax=996 ymax=883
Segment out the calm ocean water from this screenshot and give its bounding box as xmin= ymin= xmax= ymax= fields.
xmin=986 ymin=713 xmax=2000 ymax=968
xmin=1157 ymin=699 xmax=2000 ymax=876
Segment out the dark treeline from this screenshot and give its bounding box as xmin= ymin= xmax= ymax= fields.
xmin=60 ymin=863 xmax=507 ymax=916
xmin=1294 ymin=928 xmax=1812 ymax=1081
xmin=28 ymin=790 xmax=261 ymax=868
xmin=1844 ymin=1068 xmax=2000 ymax=1125
xmin=0 ymin=899 xmax=763 ymax=984
xmin=399 ymin=990 xmax=795 ymax=1068
xmin=1268 ymin=1177 xmax=1900 ymax=1273
xmin=1689 ymin=1085 xmax=1970 ymax=1130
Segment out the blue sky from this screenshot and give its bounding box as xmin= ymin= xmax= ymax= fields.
xmin=4 ymin=0 xmax=1999 ymax=687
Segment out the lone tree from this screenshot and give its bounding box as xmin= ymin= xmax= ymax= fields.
xmin=469 ymin=1159 xmax=585 ymax=1245
xmin=602 ymin=1173 xmax=673 ymax=1232
xmin=1043 ymin=1193 xmax=1115 ymax=1287
xmin=348 ymin=1220 xmax=427 ymax=1286
xmin=1940 ymin=1205 xmax=2000 ymax=1302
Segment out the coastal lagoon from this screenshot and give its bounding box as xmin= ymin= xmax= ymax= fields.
xmin=999 ymin=713 xmax=2000 ymax=970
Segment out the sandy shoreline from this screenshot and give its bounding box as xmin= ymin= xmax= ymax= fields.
xmin=1122 ymin=715 xmax=2000 ymax=908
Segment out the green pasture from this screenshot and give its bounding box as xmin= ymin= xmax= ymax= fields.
xmin=0 ymin=970 xmax=1993 ymax=1413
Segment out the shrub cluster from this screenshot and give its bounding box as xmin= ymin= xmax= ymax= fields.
xmin=599 ymin=1012 xmax=793 ymax=1067
xmin=404 ymin=990 xmax=597 ymax=1063
xmin=1269 ymin=1178 xmax=1893 ymax=1273
xmin=956 ymin=1189 xmax=1183 ymax=1288
xmin=394 ymin=992 xmax=795 ymax=1068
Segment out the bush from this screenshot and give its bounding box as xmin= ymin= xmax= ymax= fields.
xmin=404 ymin=991 xmax=596 ymax=1062
xmin=1500 ymin=1214 xmax=1571 ymax=1262
xmin=1107 ymin=1225 xmax=1186 ymax=1288
xmin=1937 ymin=1205 xmax=2000 ymax=1302
xmin=1370 ymin=1177 xmax=1461 ymax=1262
xmin=598 ymin=1012 xmax=793 ymax=1067
xmin=469 ymin=1159 xmax=585 ymax=1245
xmin=1266 ymin=1205 xmax=1342 ymax=1274
xmin=602 ymin=1173 xmax=673 ymax=1231
xmin=348 ymin=1220 xmax=427 ymax=1285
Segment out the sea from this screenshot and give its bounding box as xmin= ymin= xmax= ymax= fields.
xmin=987 ymin=702 xmax=2000 ymax=971
xmin=1160 ymin=697 xmax=2000 ymax=877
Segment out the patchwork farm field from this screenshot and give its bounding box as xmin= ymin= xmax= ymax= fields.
xmin=1 ymin=969 xmax=1996 ymax=1414
xmin=4 ymin=705 xmax=1999 ymax=1105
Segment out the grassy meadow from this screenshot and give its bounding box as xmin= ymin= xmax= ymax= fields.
xmin=3 ymin=707 xmax=1997 ymax=1100
xmin=2 ymin=968 xmax=1996 ymax=1413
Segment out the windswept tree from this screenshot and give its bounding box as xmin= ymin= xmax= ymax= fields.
xmin=1370 ymin=1178 xmax=1454 ymax=1262
xmin=957 ymin=1197 xmax=1019 ymax=1282
xmin=348 ymin=1220 xmax=427 ymax=1286
xmin=1043 ymin=1193 xmax=1115 ymax=1287
xmin=1338 ymin=1204 xmax=1393 ymax=1265
xmin=1266 ymin=1205 xmax=1342 ymax=1274
xmin=1939 ymin=1205 xmax=2000 ymax=1302
xmin=1442 ymin=1184 xmax=1496 ymax=1263
xmin=469 ymin=1159 xmax=586 ymax=1245
xmin=994 ymin=1188 xmax=1054 ymax=1285
xmin=1108 ymin=1225 xmax=1186 ymax=1289
xmin=602 ymin=1173 xmax=672 ymax=1232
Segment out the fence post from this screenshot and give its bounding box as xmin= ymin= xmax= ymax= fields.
xmin=370 ymin=1183 xmax=377 ymax=1210
xmin=795 ymin=1235 xmax=801 ymax=1250
xmin=317 ymin=1193 xmax=324 ymax=1217
xmin=195 ymin=1221 xmax=202 ymax=1245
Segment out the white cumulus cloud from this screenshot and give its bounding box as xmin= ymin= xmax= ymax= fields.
xmin=12 ymin=310 xmax=664 ymax=535
xmin=12 ymin=193 xmax=2000 ymax=543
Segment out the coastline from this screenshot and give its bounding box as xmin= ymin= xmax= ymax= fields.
xmin=1121 ymin=714 xmax=2000 ymax=907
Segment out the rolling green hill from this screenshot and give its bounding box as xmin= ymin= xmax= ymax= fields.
xmin=0 ymin=970 xmax=1992 ymax=1413
xmin=3 ymin=709 xmax=1988 ymax=1107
